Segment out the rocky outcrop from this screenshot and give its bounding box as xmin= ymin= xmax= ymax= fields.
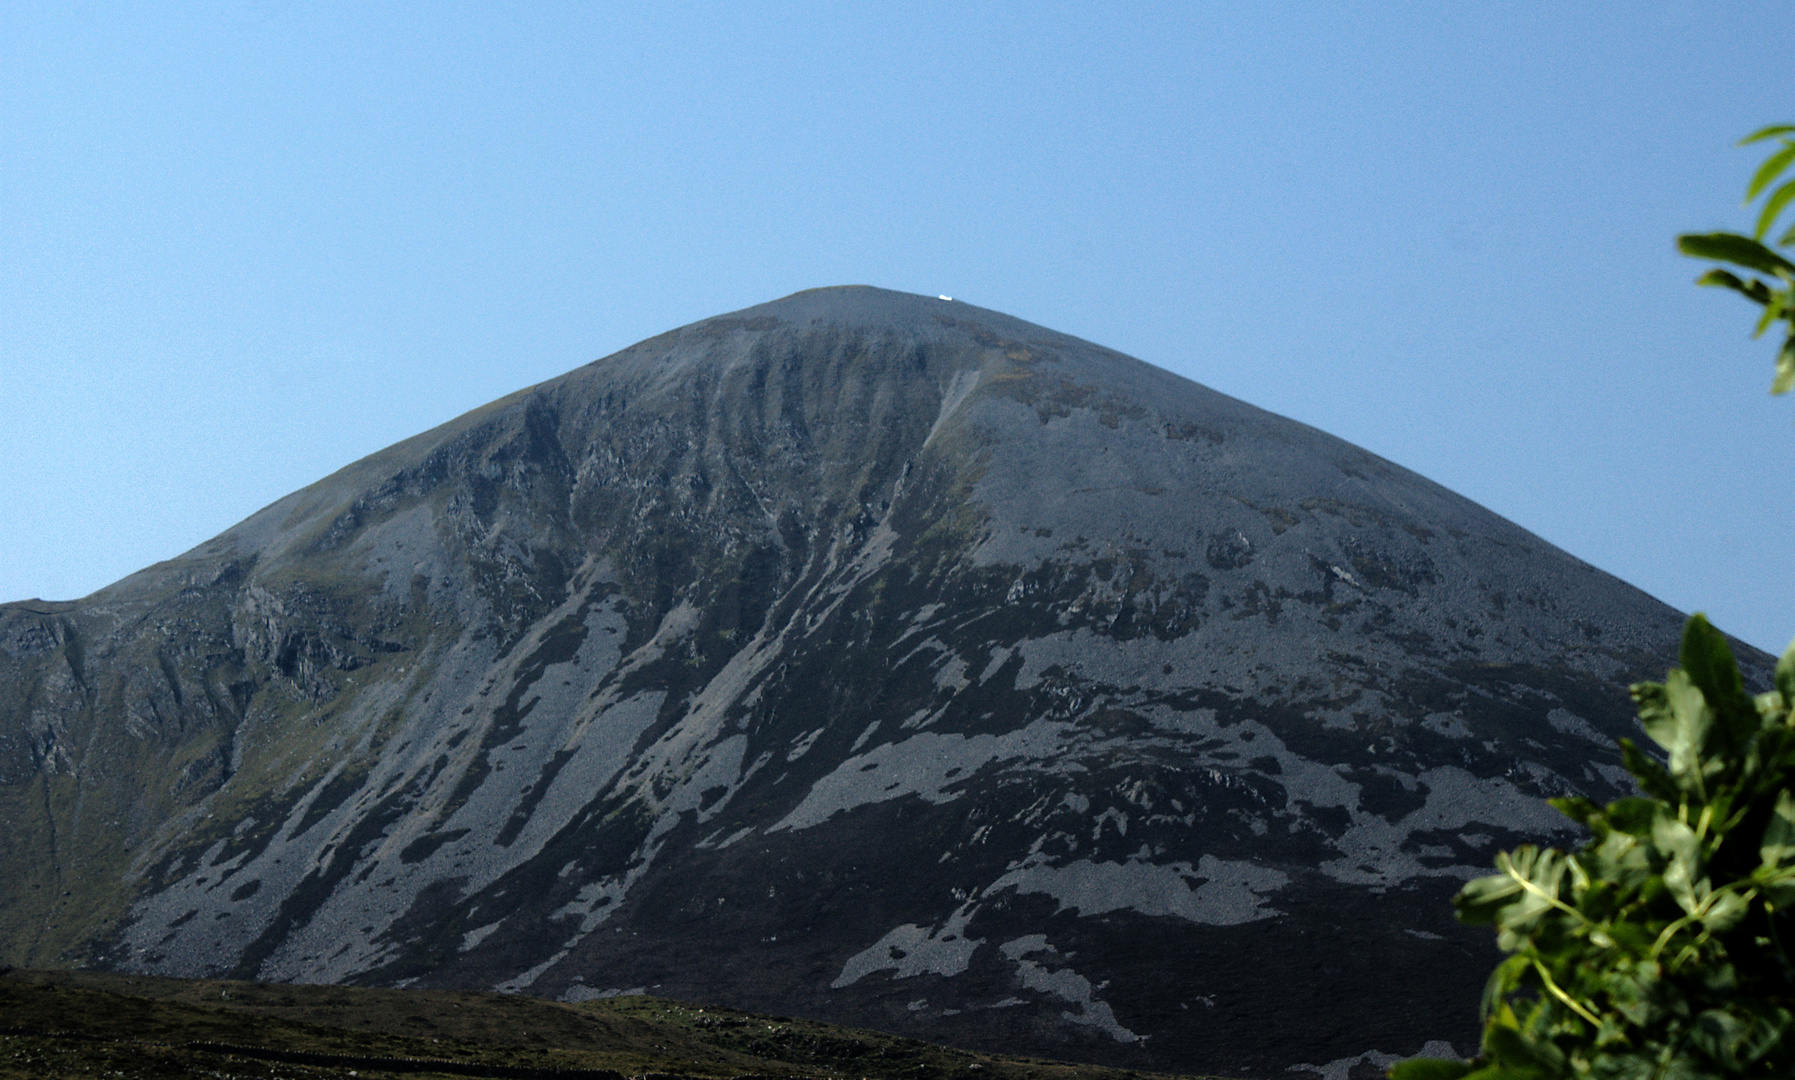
xmin=0 ymin=287 xmax=1750 ymax=1076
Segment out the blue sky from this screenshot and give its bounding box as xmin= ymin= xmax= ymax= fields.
xmin=2 ymin=2 xmax=1790 ymax=655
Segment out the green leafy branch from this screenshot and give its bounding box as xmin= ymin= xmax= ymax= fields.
xmin=1678 ymin=124 xmax=1795 ymax=397
xmin=1391 ymin=123 xmax=1795 ymax=1080
xmin=1394 ymin=617 xmax=1795 ymax=1080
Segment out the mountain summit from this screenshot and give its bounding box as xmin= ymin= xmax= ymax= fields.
xmin=0 ymin=287 xmax=1725 ymax=1075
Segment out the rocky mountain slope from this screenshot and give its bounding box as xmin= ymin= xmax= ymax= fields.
xmin=0 ymin=286 xmax=1746 ymax=1077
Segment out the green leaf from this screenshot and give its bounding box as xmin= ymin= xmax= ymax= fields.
xmin=1763 ymin=878 xmax=1795 ymax=910
xmin=1754 ymin=297 xmax=1788 ymax=338
xmin=1640 ymin=670 xmax=1711 ymax=784
xmin=1702 ymin=888 xmax=1749 ymax=934
xmin=1680 ymin=614 xmax=1744 ymax=708
xmin=1484 ymin=1023 xmax=1564 ymax=1072
xmin=1678 ymin=232 xmax=1795 ymax=277
xmin=1481 ymin=955 xmax=1532 ymax=1019
xmin=1459 ymin=849 xmax=1569 ymax=930
xmin=1762 ymin=788 xmax=1795 ymax=867
xmin=1388 ymin=1058 xmax=1475 ymax=1080
xmin=1747 ymin=143 xmax=1795 ymax=200
xmin=1632 ymin=680 xmax=1675 ymax=747
xmin=1766 ymin=340 xmax=1795 ymax=394
xmin=1694 ymin=267 xmax=1746 ymax=290
xmin=1620 ymin=739 xmax=1680 ymax=802
xmin=1689 ymin=1007 xmax=1757 ymax=1068
xmin=1456 ymin=1066 xmax=1539 ymax=1080
xmin=1695 ymin=267 xmax=1775 ymax=305
xmin=1455 ymin=872 xmax=1524 ymax=925
xmin=1549 ymin=795 xmax=1602 ymax=829
xmin=1604 ymin=796 xmax=1660 ymax=835
xmin=1740 ymin=124 xmax=1795 ymax=145
xmin=1655 ymin=814 xmax=1702 ymax=913
xmin=1756 ymin=179 xmax=1795 ymax=240
xmin=1777 ymin=639 xmax=1795 ymax=706
xmin=1737 ymin=1008 xmax=1795 ymax=1067
xmin=1775 ymin=339 xmax=1795 ymax=396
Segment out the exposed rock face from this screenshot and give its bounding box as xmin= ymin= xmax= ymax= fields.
xmin=0 ymin=287 xmax=1742 ymax=1076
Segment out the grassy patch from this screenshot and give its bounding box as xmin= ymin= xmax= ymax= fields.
xmin=0 ymin=968 xmax=1218 ymax=1080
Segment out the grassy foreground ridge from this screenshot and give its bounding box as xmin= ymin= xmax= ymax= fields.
xmin=0 ymin=968 xmax=1214 ymax=1080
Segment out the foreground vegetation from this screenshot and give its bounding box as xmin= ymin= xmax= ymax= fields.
xmin=0 ymin=967 xmax=1207 ymax=1080
xmin=1394 ymin=126 xmax=1795 ymax=1080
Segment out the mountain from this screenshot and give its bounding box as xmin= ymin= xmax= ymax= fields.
xmin=0 ymin=286 xmax=1743 ymax=1077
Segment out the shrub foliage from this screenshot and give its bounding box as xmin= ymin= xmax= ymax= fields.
xmin=1395 ymin=617 xmax=1795 ymax=1080
xmin=1393 ymin=130 xmax=1795 ymax=1080
xmin=1678 ymin=122 xmax=1795 ymax=400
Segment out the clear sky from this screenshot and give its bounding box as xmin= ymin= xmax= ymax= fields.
xmin=2 ymin=3 xmax=1790 ymax=655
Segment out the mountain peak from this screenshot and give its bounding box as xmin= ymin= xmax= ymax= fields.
xmin=0 ymin=290 xmax=1724 ymax=1076
xmin=714 ymin=283 xmax=979 ymax=324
